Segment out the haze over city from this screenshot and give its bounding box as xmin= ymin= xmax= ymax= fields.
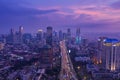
xmin=0 ymin=0 xmax=120 ymax=33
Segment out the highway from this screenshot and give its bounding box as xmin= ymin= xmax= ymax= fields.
xmin=60 ymin=40 xmax=78 ymax=80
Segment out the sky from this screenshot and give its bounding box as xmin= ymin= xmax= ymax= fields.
xmin=0 ymin=0 xmax=120 ymax=34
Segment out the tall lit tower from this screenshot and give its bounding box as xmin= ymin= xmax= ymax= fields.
xmin=103 ymin=38 xmax=120 ymax=71
xmin=76 ymin=27 xmax=81 ymax=44
xmin=19 ymin=26 xmax=23 ymax=43
xmin=19 ymin=26 xmax=23 ymax=34
xmin=37 ymin=29 xmax=43 ymax=41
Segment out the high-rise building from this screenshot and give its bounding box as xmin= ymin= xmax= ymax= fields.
xmin=81 ymin=38 xmax=88 ymax=46
xmin=19 ymin=26 xmax=23 ymax=33
xmin=36 ymin=29 xmax=43 ymax=41
xmin=10 ymin=28 xmax=15 ymax=43
xmin=19 ymin=26 xmax=23 ymax=43
xmin=63 ymin=33 xmax=67 ymax=40
xmin=14 ymin=31 xmax=20 ymax=44
xmin=53 ymin=31 xmax=58 ymax=42
xmin=97 ymin=37 xmax=107 ymax=64
xmin=76 ymin=27 xmax=80 ymax=36
xmin=22 ymin=33 xmax=32 ymax=44
xmin=41 ymin=26 xmax=53 ymax=68
xmin=67 ymin=28 xmax=71 ymax=39
xmin=59 ymin=30 xmax=63 ymax=41
xmin=76 ymin=27 xmax=81 ymax=44
xmin=40 ymin=45 xmax=53 ymax=68
xmin=103 ymin=38 xmax=120 ymax=71
xmin=6 ymin=28 xmax=15 ymax=44
xmin=46 ymin=26 xmax=53 ymax=46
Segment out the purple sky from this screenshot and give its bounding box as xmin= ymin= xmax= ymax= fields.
xmin=0 ymin=0 xmax=120 ymax=33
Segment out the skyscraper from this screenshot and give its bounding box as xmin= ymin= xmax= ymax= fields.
xmin=53 ymin=31 xmax=58 ymax=42
xmin=40 ymin=45 xmax=53 ymax=68
xmin=10 ymin=28 xmax=15 ymax=43
xmin=76 ymin=27 xmax=81 ymax=44
xmin=6 ymin=28 xmax=15 ymax=44
xmin=103 ymin=38 xmax=120 ymax=71
xmin=63 ymin=33 xmax=67 ymax=40
xmin=46 ymin=26 xmax=53 ymax=46
xmin=59 ymin=30 xmax=63 ymax=41
xmin=41 ymin=26 xmax=53 ymax=68
xmin=76 ymin=27 xmax=80 ymax=36
xmin=37 ymin=29 xmax=43 ymax=41
xmin=97 ymin=37 xmax=107 ymax=64
xmin=67 ymin=28 xmax=71 ymax=39
xmin=19 ymin=26 xmax=23 ymax=43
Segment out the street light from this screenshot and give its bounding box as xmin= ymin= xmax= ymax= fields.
xmin=68 ymin=50 xmax=71 ymax=53
xmin=83 ymin=76 xmax=87 ymax=80
xmin=77 ymin=66 xmax=80 ymax=70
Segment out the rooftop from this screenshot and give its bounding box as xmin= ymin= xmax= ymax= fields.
xmin=104 ymin=38 xmax=119 ymax=43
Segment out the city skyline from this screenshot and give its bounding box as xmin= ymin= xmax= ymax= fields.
xmin=1 ymin=1 xmax=120 ymax=78
xmin=0 ymin=0 xmax=120 ymax=33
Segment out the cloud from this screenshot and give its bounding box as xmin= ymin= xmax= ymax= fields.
xmin=0 ymin=0 xmax=58 ymax=33
xmin=0 ymin=5 xmax=58 ymax=16
xmin=0 ymin=0 xmax=120 ymax=33
xmin=110 ymin=1 xmax=120 ymax=9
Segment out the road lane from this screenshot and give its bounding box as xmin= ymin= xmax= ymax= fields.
xmin=60 ymin=40 xmax=78 ymax=80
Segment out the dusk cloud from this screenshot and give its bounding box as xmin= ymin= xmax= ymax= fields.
xmin=110 ymin=1 xmax=120 ymax=9
xmin=0 ymin=0 xmax=120 ymax=33
xmin=0 ymin=1 xmax=58 ymax=16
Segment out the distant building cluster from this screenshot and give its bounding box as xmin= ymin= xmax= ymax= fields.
xmin=1 ymin=26 xmax=120 ymax=80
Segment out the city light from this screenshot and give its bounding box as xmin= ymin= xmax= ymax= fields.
xmin=68 ymin=50 xmax=71 ymax=53
xmin=77 ymin=66 xmax=81 ymax=70
xmin=111 ymin=66 xmax=116 ymax=71
xmin=38 ymin=29 xmax=43 ymax=32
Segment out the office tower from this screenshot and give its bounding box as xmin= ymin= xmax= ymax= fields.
xmin=36 ymin=29 xmax=43 ymax=41
xmin=63 ymin=33 xmax=67 ymax=40
xmin=40 ymin=45 xmax=53 ymax=68
xmin=59 ymin=30 xmax=63 ymax=41
xmin=76 ymin=27 xmax=81 ymax=44
xmin=19 ymin=26 xmax=23 ymax=43
xmin=97 ymin=37 xmax=107 ymax=64
xmin=53 ymin=31 xmax=58 ymax=42
xmin=67 ymin=28 xmax=71 ymax=39
xmin=103 ymin=38 xmax=120 ymax=71
xmin=76 ymin=27 xmax=80 ymax=37
xmin=10 ymin=28 xmax=15 ymax=43
xmin=19 ymin=26 xmax=23 ymax=33
xmin=81 ymin=38 xmax=88 ymax=46
xmin=6 ymin=28 xmax=15 ymax=44
xmin=14 ymin=31 xmax=20 ymax=44
xmin=41 ymin=26 xmax=53 ymax=68
xmin=53 ymin=31 xmax=57 ymax=37
xmin=22 ymin=33 xmax=32 ymax=44
xmin=46 ymin=26 xmax=53 ymax=46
